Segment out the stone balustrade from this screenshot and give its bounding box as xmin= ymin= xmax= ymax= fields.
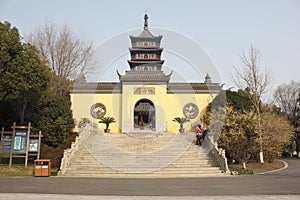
xmin=58 ymin=123 xmax=97 ymax=176
xmin=206 ymin=136 xmax=230 ymax=174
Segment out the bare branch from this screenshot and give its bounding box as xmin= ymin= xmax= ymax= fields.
xmin=25 ymin=21 xmax=95 ymax=93
xmin=274 ymin=80 xmax=300 ymax=125
xmin=233 ymin=45 xmax=272 ymax=105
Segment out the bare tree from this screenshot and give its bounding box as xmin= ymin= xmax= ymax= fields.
xmin=233 ymin=45 xmax=272 ymax=163
xmin=274 ymin=81 xmax=300 ymax=125
xmin=274 ymin=80 xmax=300 ymax=157
xmin=27 ymin=22 xmax=94 ymax=93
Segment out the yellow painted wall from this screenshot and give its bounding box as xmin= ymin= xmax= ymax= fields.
xmin=71 ymin=84 xmax=214 ymax=133
xmin=71 ymin=93 xmax=121 ymax=133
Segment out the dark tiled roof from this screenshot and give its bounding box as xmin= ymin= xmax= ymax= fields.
xmin=72 ymin=82 xmax=121 ymax=93
xmin=71 ymin=82 xmax=221 ymax=94
xmin=119 ymin=71 xmax=171 ymax=82
xmin=138 ymin=29 xmax=154 ymax=38
xmin=167 ymin=83 xmax=221 ymax=94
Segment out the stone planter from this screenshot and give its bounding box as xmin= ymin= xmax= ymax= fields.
xmin=179 ymin=128 xmax=185 ymax=133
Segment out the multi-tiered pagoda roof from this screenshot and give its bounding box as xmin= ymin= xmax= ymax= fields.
xmin=118 ymin=14 xmax=171 ymax=83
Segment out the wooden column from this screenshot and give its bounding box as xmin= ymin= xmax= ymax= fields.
xmin=24 ymin=122 xmax=31 ymax=169
xmin=9 ymin=122 xmax=16 ymax=168
xmin=37 ymin=130 xmax=42 ymax=160
xmin=0 ymin=127 xmax=4 ymax=163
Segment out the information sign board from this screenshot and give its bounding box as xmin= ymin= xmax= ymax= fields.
xmin=2 ymin=135 xmax=12 ymax=153
xmin=14 ymin=132 xmax=27 ymax=153
xmin=29 ymin=139 xmax=38 ymax=151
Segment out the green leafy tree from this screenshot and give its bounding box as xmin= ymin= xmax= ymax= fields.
xmin=32 ymin=93 xmax=74 ymax=147
xmin=0 ymin=21 xmax=51 ymax=124
xmin=261 ymin=109 xmax=294 ymax=162
xmin=226 ymin=89 xmax=254 ymax=112
xmin=0 ymin=21 xmax=75 ymax=152
xmin=218 ymin=106 xmax=258 ymax=168
xmin=0 ymin=21 xmax=23 ymax=100
xmin=202 ymin=89 xmax=293 ymax=167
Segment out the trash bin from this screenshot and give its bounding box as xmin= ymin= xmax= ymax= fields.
xmin=34 ymin=159 xmax=51 ymax=177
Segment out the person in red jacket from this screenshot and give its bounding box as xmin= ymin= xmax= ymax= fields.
xmin=196 ymin=125 xmax=203 ymax=146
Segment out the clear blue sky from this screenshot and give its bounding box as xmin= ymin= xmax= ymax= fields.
xmin=1 ymin=0 xmax=299 ymax=100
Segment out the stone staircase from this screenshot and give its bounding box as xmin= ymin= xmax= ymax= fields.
xmin=59 ymin=127 xmax=226 ymax=177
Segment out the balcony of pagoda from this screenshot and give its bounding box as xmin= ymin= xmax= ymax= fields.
xmin=131 ymin=57 xmax=161 ymax=61
xmin=132 ymin=44 xmax=160 ymax=49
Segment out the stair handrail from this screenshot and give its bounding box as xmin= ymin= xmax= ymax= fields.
xmin=58 ymin=122 xmax=96 ymax=175
xmin=206 ymin=135 xmax=230 ymax=174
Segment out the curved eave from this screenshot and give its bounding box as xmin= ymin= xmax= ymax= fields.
xmin=130 ymin=35 xmax=162 ymax=41
xmin=129 ymin=48 xmax=163 ymax=52
xmin=128 ymin=60 xmax=164 ymax=65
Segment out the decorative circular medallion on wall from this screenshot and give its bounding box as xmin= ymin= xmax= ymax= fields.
xmin=183 ymin=103 xmax=199 ymax=119
xmin=90 ymin=103 xmax=106 ymax=119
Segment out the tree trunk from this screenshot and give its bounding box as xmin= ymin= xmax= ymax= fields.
xmin=243 ymin=162 xmax=247 ymax=169
xmin=257 ymin=106 xmax=264 ymax=163
xmin=19 ymin=98 xmax=27 ymax=125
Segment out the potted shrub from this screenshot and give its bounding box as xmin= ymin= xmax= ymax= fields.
xmin=172 ymin=117 xmax=190 ymax=133
xmin=99 ymin=116 xmax=116 ymax=133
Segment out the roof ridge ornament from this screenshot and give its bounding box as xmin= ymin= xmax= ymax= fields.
xmin=204 ymin=73 xmax=212 ymax=83
xmin=144 ymin=13 xmax=149 ymax=30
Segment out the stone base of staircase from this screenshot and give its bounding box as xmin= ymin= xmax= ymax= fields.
xmin=59 ymin=132 xmax=226 ymax=177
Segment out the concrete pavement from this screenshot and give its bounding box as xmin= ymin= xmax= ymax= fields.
xmin=0 ymin=158 xmax=299 ymax=199
xmin=0 ymin=193 xmax=300 ymax=200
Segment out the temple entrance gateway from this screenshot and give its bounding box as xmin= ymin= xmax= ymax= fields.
xmin=134 ymin=99 xmax=155 ymax=130
xmin=70 ymin=14 xmax=222 ymax=134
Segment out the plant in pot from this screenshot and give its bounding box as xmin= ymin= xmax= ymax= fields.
xmin=99 ymin=116 xmax=116 ymax=133
xmin=172 ymin=117 xmax=190 ymax=133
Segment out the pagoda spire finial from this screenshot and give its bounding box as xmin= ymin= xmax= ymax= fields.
xmin=144 ymin=12 xmax=149 ymax=30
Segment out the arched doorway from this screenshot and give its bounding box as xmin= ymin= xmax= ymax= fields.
xmin=134 ymin=99 xmax=155 ymax=131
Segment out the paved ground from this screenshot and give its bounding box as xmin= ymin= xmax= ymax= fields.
xmin=0 ymin=158 xmax=299 ymax=199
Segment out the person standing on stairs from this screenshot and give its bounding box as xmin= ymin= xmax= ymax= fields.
xmin=196 ymin=125 xmax=203 ymax=146
xmin=202 ymin=127 xmax=209 ymax=148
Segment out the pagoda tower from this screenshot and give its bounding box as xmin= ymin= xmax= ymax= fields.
xmin=118 ymin=14 xmax=171 ymax=83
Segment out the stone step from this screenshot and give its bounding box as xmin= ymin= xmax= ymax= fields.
xmin=59 ymin=131 xmax=224 ymax=177
xmin=67 ymin=167 xmax=221 ymax=173
xmin=62 ymin=172 xmax=225 ymax=178
xmin=68 ymin=162 xmax=219 ymax=168
xmin=73 ymin=155 xmax=211 ymax=160
xmin=63 ymin=169 xmax=223 ymax=174
xmin=72 ymin=159 xmax=215 ymax=165
xmin=72 ymin=159 xmax=216 ymax=166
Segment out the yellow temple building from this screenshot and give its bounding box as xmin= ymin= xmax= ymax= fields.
xmin=70 ymin=14 xmax=221 ymax=133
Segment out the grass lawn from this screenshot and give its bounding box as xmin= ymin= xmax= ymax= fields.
xmin=229 ymin=159 xmax=285 ymax=174
xmin=0 ymin=164 xmax=34 ymax=176
xmin=0 ymin=164 xmax=59 ymax=177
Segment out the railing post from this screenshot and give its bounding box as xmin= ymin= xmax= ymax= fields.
xmin=58 ymin=122 xmax=96 ymax=176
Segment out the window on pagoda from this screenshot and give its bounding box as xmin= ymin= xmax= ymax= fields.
xmin=149 ymin=42 xmax=156 ymax=47
xmin=144 ymin=54 xmax=148 ymax=59
xmin=134 ymin=66 xmax=158 ymax=71
xmin=149 ymin=54 xmax=156 ymax=59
